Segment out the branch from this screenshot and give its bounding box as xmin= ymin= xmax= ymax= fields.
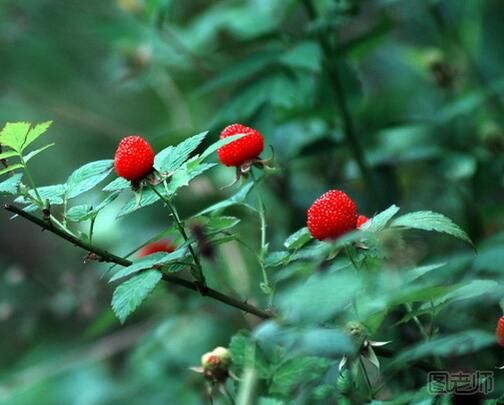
xmin=4 ymin=204 xmax=272 ymax=320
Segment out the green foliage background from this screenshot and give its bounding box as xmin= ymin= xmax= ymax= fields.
xmin=0 ymin=0 xmax=503 ymax=403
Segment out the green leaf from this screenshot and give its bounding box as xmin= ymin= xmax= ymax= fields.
xmin=284 ymin=227 xmax=311 ymax=250
xmin=361 ymin=204 xmax=400 ymax=232
xmin=109 ymin=250 xmax=187 ymax=282
xmin=270 ymin=356 xmax=331 ymax=395
xmin=279 ymin=41 xmax=322 ymax=73
xmin=111 ymin=270 xmax=162 ymax=323
xmin=0 ymin=164 xmax=24 ymax=176
xmin=0 ymin=121 xmax=52 ymax=153
xmin=103 ymin=177 xmax=130 ymax=192
xmin=118 ymin=161 xmax=215 ymax=217
xmin=391 ymin=331 xmax=495 ymax=366
xmin=66 ymin=160 xmax=114 ymax=199
xmin=15 ymin=184 xmax=66 ymax=205
xmin=22 ymin=121 xmax=53 ymax=152
xmin=0 ymin=173 xmax=23 ymax=195
xmin=154 ymin=132 xmax=207 ymax=173
xmin=201 ymin=216 xmax=240 ymax=232
xmin=390 ymin=210 xmax=472 ymax=244
xmin=197 ymin=181 xmax=254 ymax=215
xmin=24 ymin=143 xmax=55 ymax=162
xmin=0 ymin=122 xmax=31 ymax=151
xmin=0 ymin=150 xmax=19 ymax=160
xmin=426 ymin=279 xmax=498 ymax=308
xmin=199 ymin=133 xmax=246 ymax=161
xmin=230 ymin=333 xmax=271 ymax=378
xmin=66 ymin=205 xmax=95 ymax=222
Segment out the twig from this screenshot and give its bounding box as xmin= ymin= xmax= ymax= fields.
xmin=4 ymin=204 xmax=272 ymax=320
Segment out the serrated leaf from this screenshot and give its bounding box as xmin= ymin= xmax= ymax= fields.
xmin=270 ymin=357 xmax=331 ymax=395
xmin=361 ymin=204 xmax=400 ymax=232
xmin=118 ymin=162 xmax=215 ymax=217
xmin=66 ymin=193 xmax=119 ymax=222
xmin=0 ymin=121 xmax=52 ymax=153
xmin=111 ymin=270 xmax=162 ymax=323
xmin=202 ymin=216 xmax=240 ymax=232
xmin=0 ymin=173 xmax=23 ymax=195
xmin=109 ymin=249 xmax=187 ymax=282
xmin=154 ymin=132 xmax=207 ymax=173
xmin=197 ymin=181 xmax=254 ymax=215
xmin=103 ymin=177 xmax=130 ymax=192
xmin=0 ymin=150 xmax=19 ymax=160
xmin=230 ymin=333 xmax=270 ymax=379
xmin=0 ymin=164 xmax=24 ymax=176
xmin=0 ymin=122 xmax=31 ymax=151
xmin=199 ymin=133 xmax=246 ymax=160
xmin=15 ymin=184 xmax=66 ymax=205
xmin=22 ymin=121 xmax=52 ymax=152
xmin=66 ymin=205 xmax=95 ymax=222
xmin=424 ymin=279 xmax=498 ymax=308
xmin=391 ymin=331 xmax=495 ymax=366
xmin=66 ymin=160 xmax=114 ymax=199
xmin=284 ymin=227 xmax=311 ymax=250
xmin=390 ymin=210 xmax=472 ymax=244
xmin=24 ymin=143 xmax=55 ymax=162
xmin=279 ymin=41 xmax=322 ymax=73
xmin=264 ymin=251 xmax=290 ymax=268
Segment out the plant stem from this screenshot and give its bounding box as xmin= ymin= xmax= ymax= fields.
xmin=250 ymin=171 xmax=271 ymax=295
xmin=4 ymin=204 xmax=272 ymax=319
xmin=151 ymin=186 xmax=206 ymax=286
xmin=20 ymin=155 xmax=43 ymax=204
xmin=301 ymin=0 xmax=381 ymax=208
xmin=404 ymin=303 xmax=429 ymax=341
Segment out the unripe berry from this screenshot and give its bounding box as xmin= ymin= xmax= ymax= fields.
xmin=217 ymin=123 xmax=264 ymax=167
xmin=114 ymin=135 xmax=155 ymax=182
xmin=307 ymin=190 xmax=358 ymax=240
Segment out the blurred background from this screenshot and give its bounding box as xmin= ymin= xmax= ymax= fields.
xmin=1 ymin=0 xmax=503 ymax=403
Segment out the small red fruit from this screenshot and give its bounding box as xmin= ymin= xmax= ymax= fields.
xmin=307 ymin=190 xmax=358 ymax=240
xmin=114 ymin=135 xmax=155 ymax=182
xmin=217 ymin=123 xmax=264 ymax=167
xmin=356 ymin=215 xmax=369 ymax=229
xmin=496 ymin=316 xmax=504 ymax=347
xmin=138 ymin=240 xmax=176 ymax=257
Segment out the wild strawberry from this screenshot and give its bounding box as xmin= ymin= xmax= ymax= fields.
xmin=307 ymin=190 xmax=358 ymax=240
xmin=137 ymin=240 xmax=176 ymax=257
xmin=114 ymin=135 xmax=155 ymax=182
xmin=217 ymin=123 xmax=264 ymax=167
xmin=200 ymin=346 xmax=231 ymax=383
xmin=496 ymin=316 xmax=504 ymax=347
xmin=356 ymin=214 xmax=369 ymax=229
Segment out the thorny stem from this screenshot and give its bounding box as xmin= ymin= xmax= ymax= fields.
xmin=250 ymin=171 xmax=272 ymax=296
xmin=4 ymin=204 xmax=272 ymax=319
xmin=151 ymin=186 xmax=206 ymax=287
xmin=302 ymin=0 xmax=382 ymax=209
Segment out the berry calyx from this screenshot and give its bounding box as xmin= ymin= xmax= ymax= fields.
xmin=114 ymin=135 xmax=155 ymax=182
xmin=496 ymin=316 xmax=504 ymax=347
xmin=217 ymin=123 xmax=264 ymax=168
xmin=356 ymin=214 xmax=369 ymax=229
xmin=137 ymin=240 xmax=176 ymax=257
xmin=307 ymin=190 xmax=358 ymax=240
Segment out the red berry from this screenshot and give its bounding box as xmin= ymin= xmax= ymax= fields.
xmin=217 ymin=123 xmax=264 ymax=167
xmin=114 ymin=135 xmax=155 ymax=182
xmin=496 ymin=316 xmax=504 ymax=347
xmin=138 ymin=240 xmax=176 ymax=257
xmin=356 ymin=214 xmax=369 ymax=229
xmin=307 ymin=190 xmax=358 ymax=241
